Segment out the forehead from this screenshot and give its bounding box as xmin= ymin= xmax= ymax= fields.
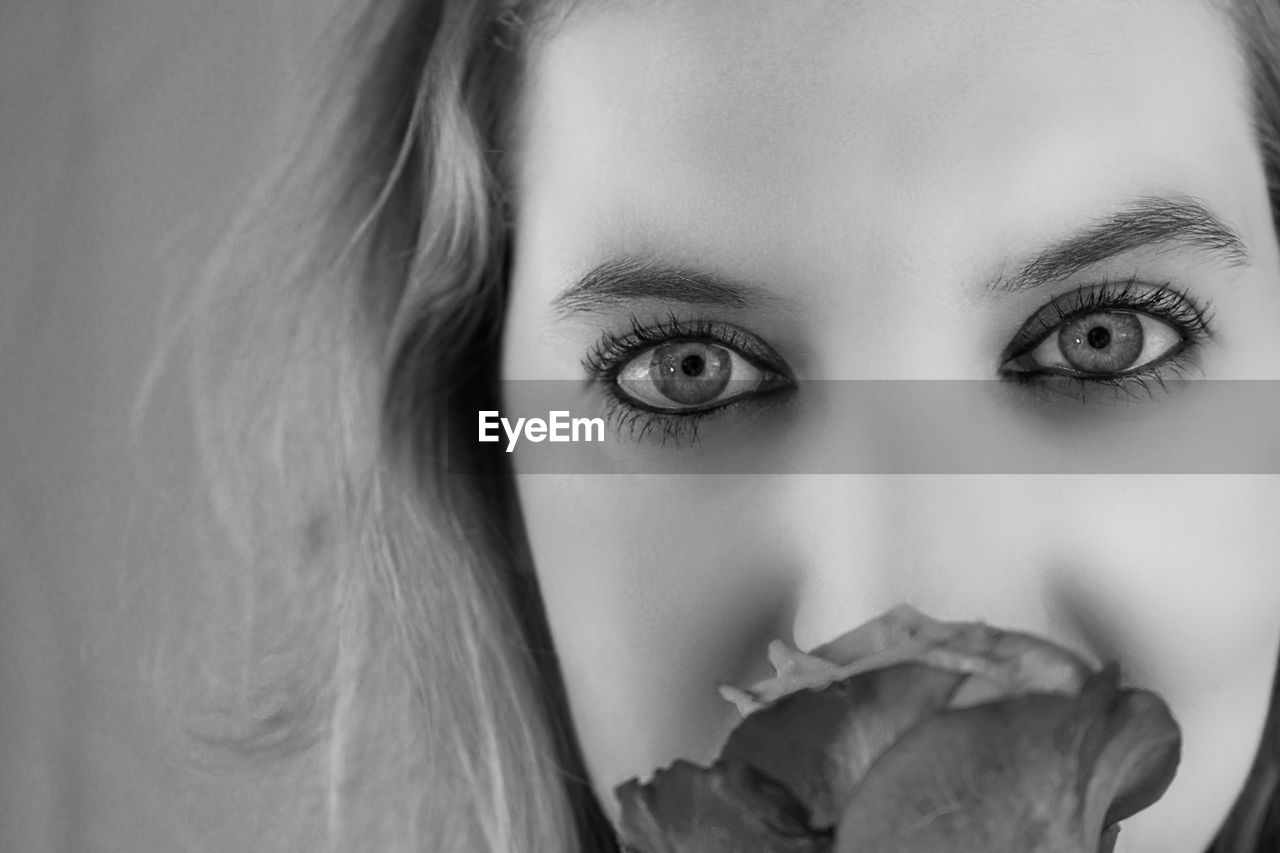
xmin=513 ymin=0 xmax=1255 ymax=286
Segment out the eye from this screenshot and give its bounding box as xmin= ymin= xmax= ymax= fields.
xmin=616 ymin=340 xmax=785 ymax=411
xmin=1001 ymin=310 xmax=1186 ymax=377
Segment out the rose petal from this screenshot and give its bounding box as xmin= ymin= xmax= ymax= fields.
xmin=738 ymin=615 xmax=1091 ymax=716
xmin=809 ymin=604 xmax=959 ymax=662
xmin=832 ymin=670 xmax=1180 ymax=852
xmin=835 ymin=694 xmax=1102 ymax=851
xmin=721 ymin=663 xmax=967 ymax=829
xmin=1073 ymin=668 xmax=1181 ymax=829
xmin=615 ymin=759 xmax=828 ymax=853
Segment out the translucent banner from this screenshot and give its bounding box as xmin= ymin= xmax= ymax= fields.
xmin=444 ymin=380 xmax=1280 ymax=474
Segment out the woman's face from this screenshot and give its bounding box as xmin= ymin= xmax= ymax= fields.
xmin=500 ymin=1 xmax=1280 ymax=848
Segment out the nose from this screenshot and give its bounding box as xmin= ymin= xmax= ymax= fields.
xmin=785 ymin=475 xmax=1082 ymax=656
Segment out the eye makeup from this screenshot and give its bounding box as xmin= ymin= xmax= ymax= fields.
xmin=997 ymin=277 xmax=1217 ymax=400
xmin=581 ymin=312 xmax=794 ymax=446
xmin=578 ymin=277 xmax=1219 ymax=446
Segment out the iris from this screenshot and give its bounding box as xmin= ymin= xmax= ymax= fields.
xmin=1059 ymin=312 xmax=1143 ymax=373
xmin=652 ymin=342 xmax=731 ymax=405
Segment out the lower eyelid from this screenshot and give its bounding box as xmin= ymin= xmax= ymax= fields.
xmin=1002 ymin=345 xmax=1205 ymax=406
xmin=601 ymin=382 xmax=794 ymax=446
xmin=583 ymin=315 xmax=793 ymax=384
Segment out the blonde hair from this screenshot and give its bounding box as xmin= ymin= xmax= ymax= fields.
xmin=151 ymin=1 xmax=601 ymax=850
xmin=150 ymin=0 xmax=1280 ymax=850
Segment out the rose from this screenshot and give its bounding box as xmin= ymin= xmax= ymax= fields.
xmin=615 ymin=605 xmax=1181 ymax=852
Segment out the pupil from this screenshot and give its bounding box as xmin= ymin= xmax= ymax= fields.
xmin=1086 ymin=326 xmax=1111 ymax=349
xmin=681 ymin=355 xmax=705 ymax=376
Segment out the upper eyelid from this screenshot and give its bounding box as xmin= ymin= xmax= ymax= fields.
xmin=998 ymin=280 xmax=1214 ymax=369
xmin=585 ymin=315 xmax=793 ymax=380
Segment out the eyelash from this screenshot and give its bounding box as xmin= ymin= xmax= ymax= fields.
xmin=582 ymin=313 xmax=791 ymax=445
xmin=999 ymin=277 xmax=1216 ymax=400
xmin=582 ymin=279 xmax=1217 ymax=445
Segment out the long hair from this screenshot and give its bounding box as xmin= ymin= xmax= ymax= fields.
xmin=156 ymin=0 xmax=1280 ymax=850
xmin=155 ymin=0 xmax=607 ymax=849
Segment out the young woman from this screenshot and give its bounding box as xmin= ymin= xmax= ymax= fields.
xmin=176 ymin=0 xmax=1280 ymax=849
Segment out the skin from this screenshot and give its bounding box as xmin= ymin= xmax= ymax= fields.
xmin=500 ymin=0 xmax=1280 ymax=849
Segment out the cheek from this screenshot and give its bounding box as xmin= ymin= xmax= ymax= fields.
xmin=1044 ymin=477 xmax=1280 ymax=692
xmin=1039 ymin=476 xmax=1280 ymax=850
xmin=513 ymin=474 xmax=801 ymax=815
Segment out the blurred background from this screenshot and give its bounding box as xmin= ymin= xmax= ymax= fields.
xmin=0 ymin=1 xmax=338 ymax=849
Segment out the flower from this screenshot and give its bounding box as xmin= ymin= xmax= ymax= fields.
xmin=615 ymin=605 xmax=1181 ymax=852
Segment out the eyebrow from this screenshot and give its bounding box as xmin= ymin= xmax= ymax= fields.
xmin=551 ymin=196 xmax=1248 ymax=314
xmin=990 ymin=194 xmax=1250 ymax=294
xmin=551 ymin=258 xmax=774 ymax=319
